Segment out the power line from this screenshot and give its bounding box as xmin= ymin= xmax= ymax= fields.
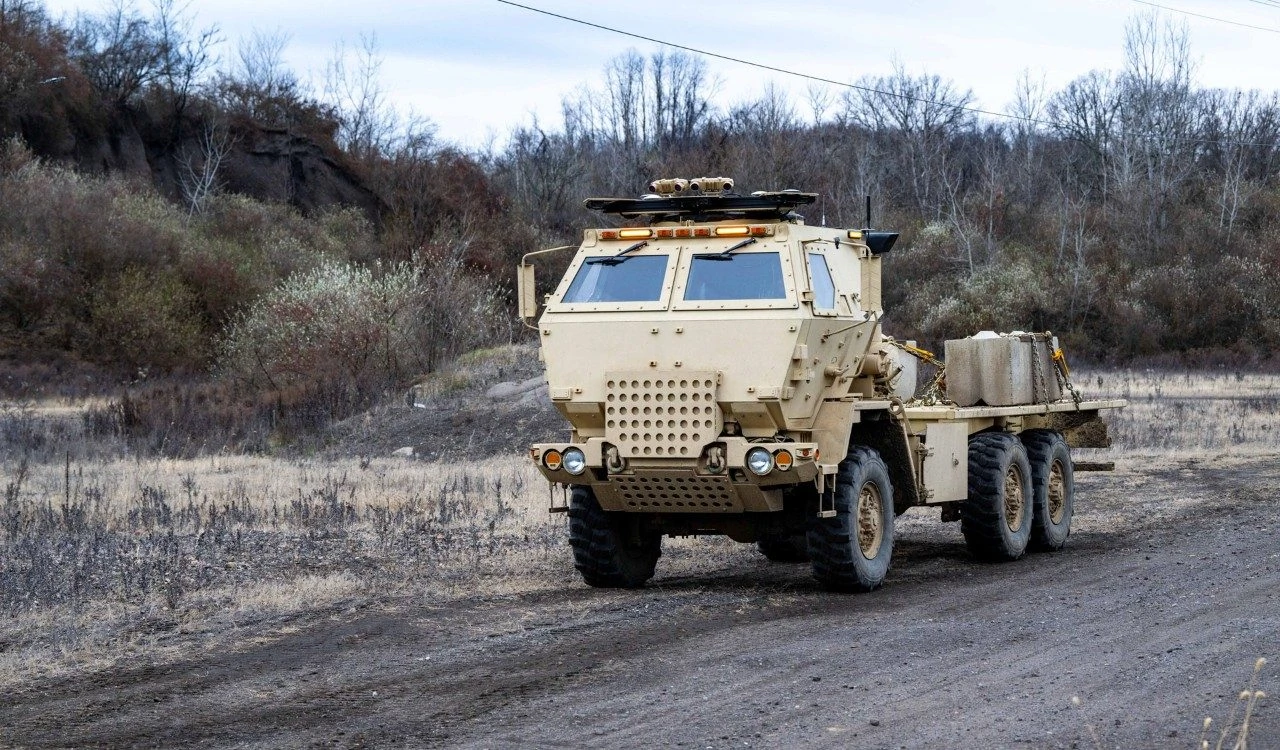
xmin=495 ymin=0 xmax=1278 ymax=149
xmin=493 ymin=0 xmax=1046 ymax=128
xmin=1129 ymin=0 xmax=1280 ymax=33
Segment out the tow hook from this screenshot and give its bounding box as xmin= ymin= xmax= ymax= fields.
xmin=605 ymin=445 xmax=626 ymax=474
xmin=705 ymin=445 xmax=726 ymax=474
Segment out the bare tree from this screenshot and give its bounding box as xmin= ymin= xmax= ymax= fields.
xmin=1007 ymin=69 xmax=1049 ymax=208
xmin=1199 ymin=88 xmax=1276 ymax=239
xmin=177 ymin=121 xmax=234 ymax=218
xmin=70 ymin=0 xmax=164 ymax=107
xmin=1048 ymin=70 xmax=1121 ymax=201
xmin=1114 ymin=11 xmax=1199 ymax=251
xmin=324 ymin=32 xmax=397 ymax=159
xmin=840 ymin=59 xmax=975 ymax=216
xmin=150 ymin=0 xmax=218 ymax=123
xmin=212 ymin=28 xmax=304 ymax=124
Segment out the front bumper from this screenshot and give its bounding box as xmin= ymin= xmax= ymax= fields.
xmin=530 ymin=437 xmax=819 ymax=513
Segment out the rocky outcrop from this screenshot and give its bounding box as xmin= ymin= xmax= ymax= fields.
xmin=19 ymin=105 xmax=382 ymax=221
xmin=197 ymin=123 xmax=382 ymax=220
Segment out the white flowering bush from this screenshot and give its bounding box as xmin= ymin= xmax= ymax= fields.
xmin=220 ymin=256 xmax=508 ymax=400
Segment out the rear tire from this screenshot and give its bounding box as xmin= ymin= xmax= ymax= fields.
xmin=567 ymin=485 xmax=661 ymax=588
xmin=757 ymin=534 xmax=810 ymax=563
xmin=1021 ymin=429 xmax=1074 ymax=551
xmin=807 ymin=446 xmax=894 ymax=592
xmin=961 ymin=432 xmax=1033 ymax=561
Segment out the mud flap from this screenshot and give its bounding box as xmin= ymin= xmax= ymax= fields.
xmin=848 ymin=408 xmax=920 ymax=514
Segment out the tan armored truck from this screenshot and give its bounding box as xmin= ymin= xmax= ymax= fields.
xmin=517 ymin=177 xmax=1124 ymax=591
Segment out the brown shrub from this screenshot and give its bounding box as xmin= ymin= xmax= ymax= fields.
xmin=89 ymin=268 xmax=205 ymax=371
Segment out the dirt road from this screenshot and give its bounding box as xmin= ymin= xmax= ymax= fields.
xmin=3 ymin=452 xmax=1276 ymax=749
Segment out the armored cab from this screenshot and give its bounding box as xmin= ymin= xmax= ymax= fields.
xmin=518 ymin=178 xmax=1124 ymax=591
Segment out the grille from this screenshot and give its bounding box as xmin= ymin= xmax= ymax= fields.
xmin=604 ymin=371 xmax=722 ymax=458
xmin=611 ymin=472 xmax=739 ymax=512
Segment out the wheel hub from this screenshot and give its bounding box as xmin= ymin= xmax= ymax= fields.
xmin=1003 ymin=465 xmax=1025 ymax=532
xmin=856 ymin=482 xmax=884 ymax=560
xmin=1047 ymin=459 xmax=1066 ymax=524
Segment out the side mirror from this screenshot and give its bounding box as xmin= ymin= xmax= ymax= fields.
xmin=517 ymin=262 xmax=538 ymax=323
xmin=865 ymin=231 xmax=899 ymax=255
xmin=516 ymin=244 xmax=578 ymax=330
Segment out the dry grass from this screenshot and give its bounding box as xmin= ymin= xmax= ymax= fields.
xmin=1200 ymin=657 xmax=1269 ymax=750
xmin=1075 ymin=368 xmax=1280 ymax=456
xmin=1 ymin=367 xmax=1277 ymax=690
xmin=0 ymin=452 xmax=565 ymax=685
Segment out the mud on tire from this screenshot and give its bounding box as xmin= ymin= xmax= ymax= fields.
xmin=807 ymin=446 xmax=894 ymax=592
xmin=567 ymin=485 xmax=661 ymax=588
xmin=1021 ymin=429 xmax=1074 ymax=552
xmin=961 ymin=432 xmax=1033 ymax=561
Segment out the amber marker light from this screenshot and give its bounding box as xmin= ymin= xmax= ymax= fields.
xmin=618 ymin=228 xmax=653 ymax=240
xmin=714 ymin=225 xmax=751 ymax=237
xmin=774 ymin=450 xmax=794 ymax=471
xmin=599 ymin=230 xmax=619 ymax=240
xmin=847 ymin=230 xmax=864 ymax=240
xmin=543 ymin=449 xmax=563 ymax=471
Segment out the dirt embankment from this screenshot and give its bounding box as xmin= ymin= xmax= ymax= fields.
xmin=1 ymin=450 xmax=1274 ymax=749
xmin=305 ymin=344 xmax=568 ymax=460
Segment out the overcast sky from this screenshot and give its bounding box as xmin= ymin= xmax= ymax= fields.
xmin=40 ymin=0 xmax=1280 ymax=148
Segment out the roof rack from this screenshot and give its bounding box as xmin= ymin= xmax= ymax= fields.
xmin=584 ymin=191 xmax=818 ymax=221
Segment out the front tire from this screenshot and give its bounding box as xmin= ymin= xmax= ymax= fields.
xmin=1022 ymin=430 xmax=1074 ymax=551
xmin=807 ymin=446 xmax=895 ymax=592
xmin=567 ymin=486 xmax=661 ymax=588
xmin=961 ymin=432 xmax=1033 ymax=561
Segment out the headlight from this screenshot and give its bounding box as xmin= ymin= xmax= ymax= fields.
xmin=746 ymin=447 xmax=773 ymax=476
xmin=562 ymin=448 xmax=587 ymax=475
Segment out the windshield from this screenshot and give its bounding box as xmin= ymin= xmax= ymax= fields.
xmin=561 ymin=255 xmax=669 ymax=303
xmin=684 ymin=252 xmax=786 ymax=301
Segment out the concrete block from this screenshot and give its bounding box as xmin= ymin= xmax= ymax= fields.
xmin=945 ymin=332 xmax=1061 ymax=406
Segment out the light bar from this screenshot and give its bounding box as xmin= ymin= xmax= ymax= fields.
xmin=618 ymin=228 xmax=653 ymax=240
xmin=714 ymin=226 xmax=751 ymax=237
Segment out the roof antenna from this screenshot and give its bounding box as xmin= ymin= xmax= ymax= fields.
xmin=865 ymin=195 xmax=872 ymax=229
xmin=820 ymin=195 xmax=827 ymax=227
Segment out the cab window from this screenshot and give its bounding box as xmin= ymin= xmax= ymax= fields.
xmin=807 ymin=253 xmax=836 ymax=309
xmin=684 ymin=252 xmax=786 ymax=301
xmin=561 ymin=255 xmax=669 ymax=303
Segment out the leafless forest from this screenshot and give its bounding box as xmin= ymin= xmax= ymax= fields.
xmin=0 ymin=4 xmax=1277 ymax=449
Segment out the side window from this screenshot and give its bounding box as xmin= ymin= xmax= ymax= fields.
xmin=807 ymin=253 xmax=836 ymax=309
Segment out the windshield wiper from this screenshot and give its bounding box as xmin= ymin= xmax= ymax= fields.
xmin=586 ymin=240 xmax=648 ymax=266
xmin=693 ymin=237 xmax=757 ymax=261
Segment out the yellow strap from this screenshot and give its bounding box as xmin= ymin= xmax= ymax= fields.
xmin=1052 ymin=348 xmax=1070 ymax=376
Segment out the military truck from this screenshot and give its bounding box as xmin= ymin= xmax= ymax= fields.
xmin=517 ymin=177 xmax=1124 ymax=591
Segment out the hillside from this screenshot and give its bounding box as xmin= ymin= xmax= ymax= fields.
xmin=2 ymin=1 xmax=1279 ymax=461
xmin=306 ymin=344 xmax=568 ymax=460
